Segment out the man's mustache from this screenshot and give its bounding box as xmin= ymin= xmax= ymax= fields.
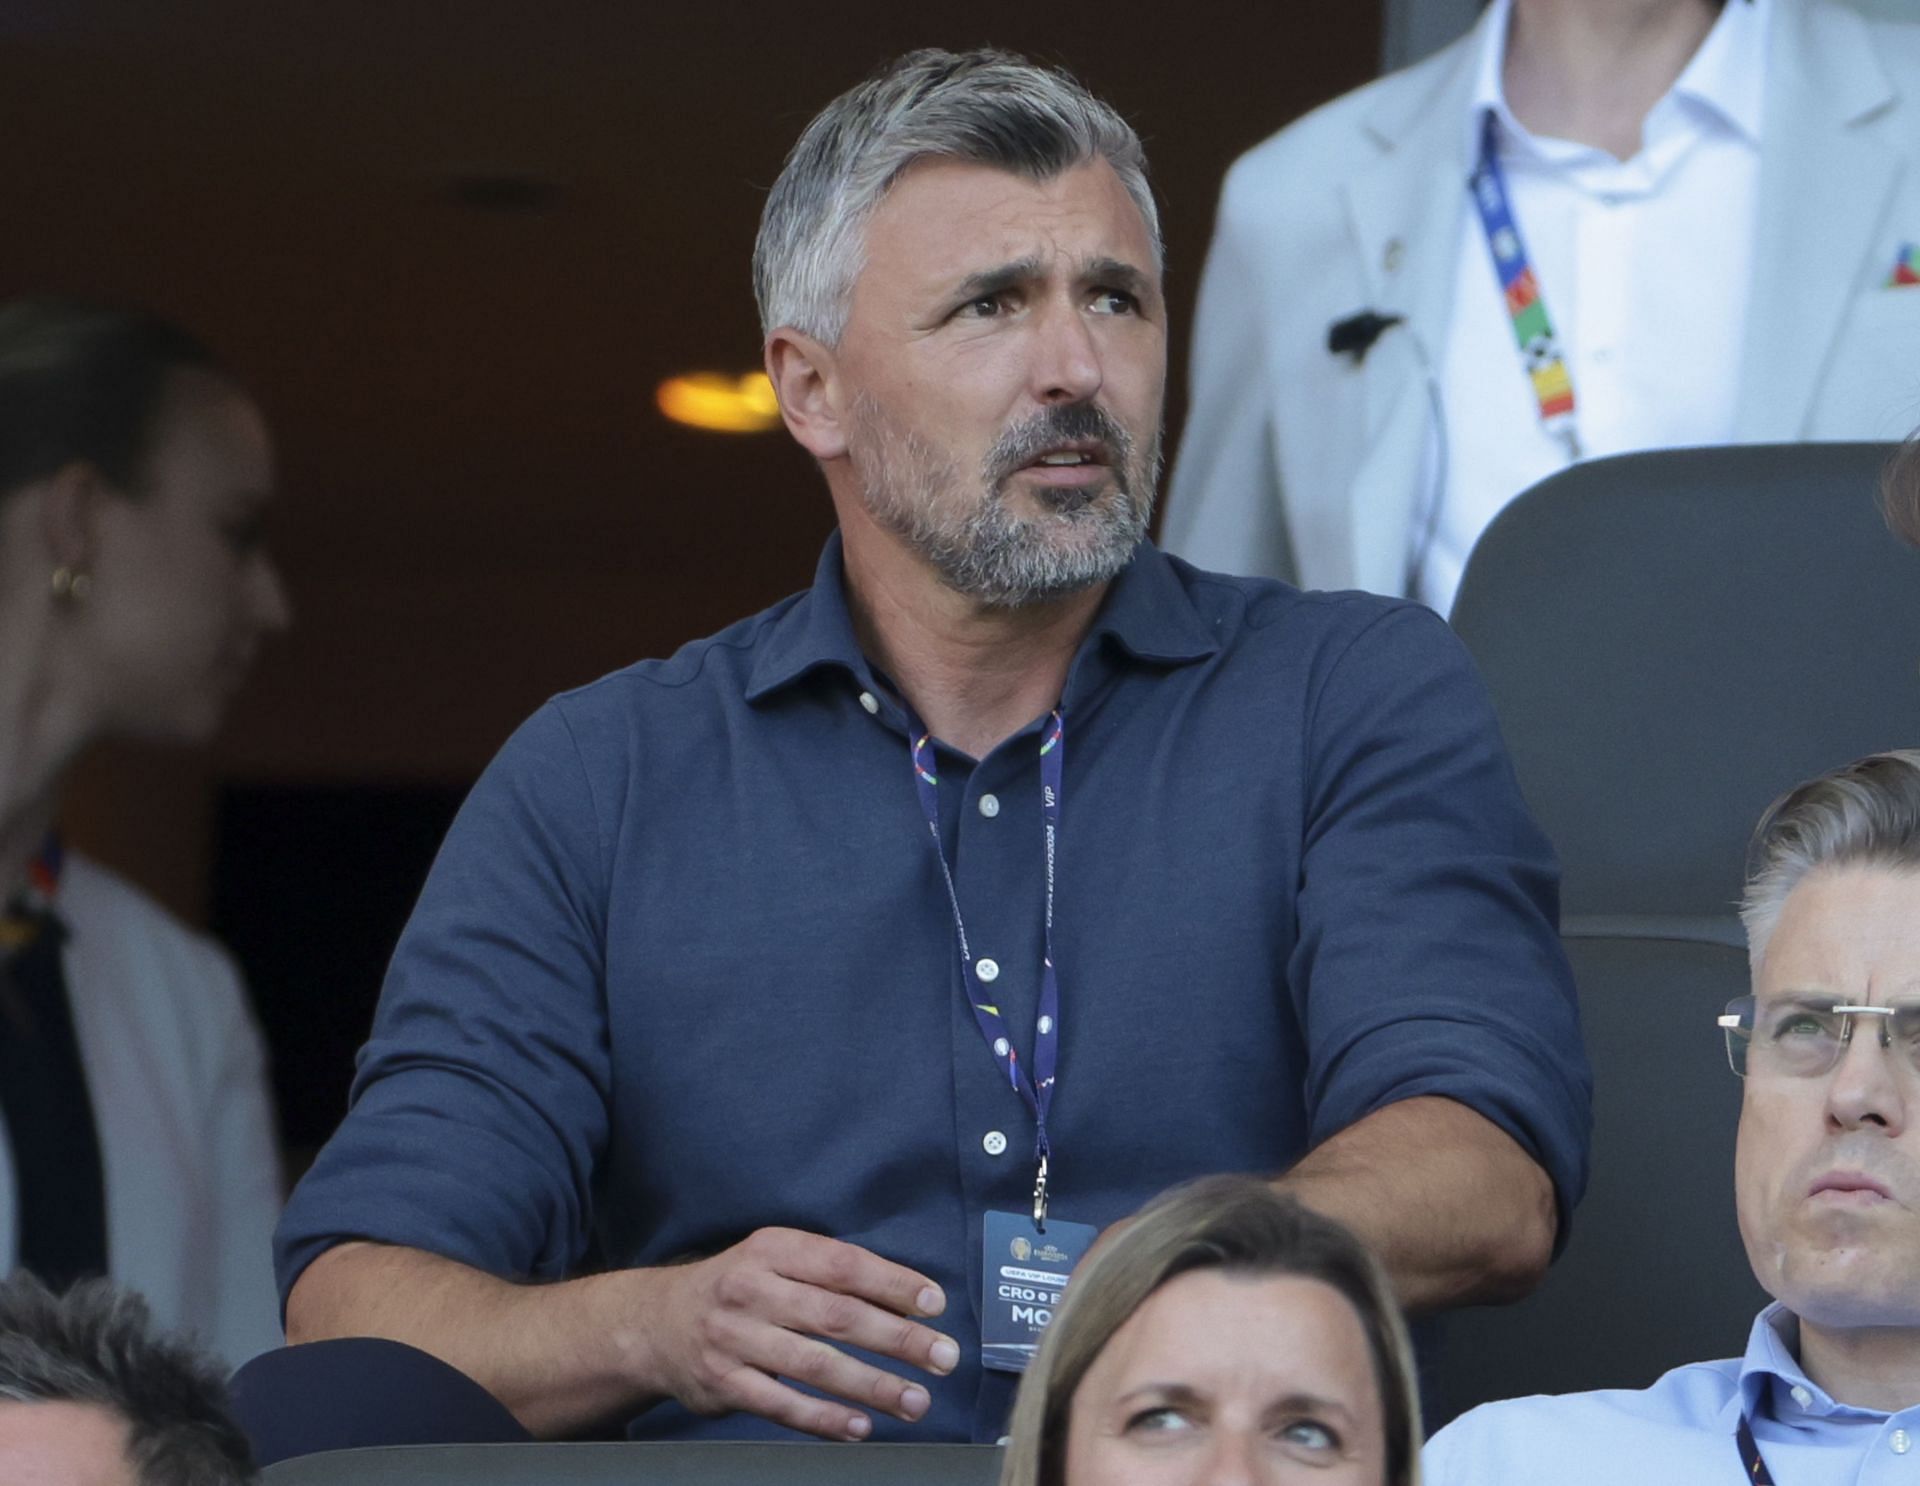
xmin=984 ymin=402 xmax=1136 ymax=488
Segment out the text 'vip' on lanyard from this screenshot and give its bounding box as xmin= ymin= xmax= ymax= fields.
xmin=906 ymin=708 xmax=1063 ymax=1230
xmin=1469 ymin=109 xmax=1584 ymax=461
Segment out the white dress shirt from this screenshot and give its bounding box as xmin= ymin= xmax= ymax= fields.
xmin=1417 ymin=0 xmax=1770 ymax=613
xmin=0 ymin=856 xmax=285 ymax=1369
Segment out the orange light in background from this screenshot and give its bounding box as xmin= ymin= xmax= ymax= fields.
xmin=656 ymin=371 xmax=782 ymax=433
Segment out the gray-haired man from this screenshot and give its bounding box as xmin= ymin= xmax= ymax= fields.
xmin=273 ymin=48 xmax=1589 ymax=1447
xmin=0 ymin=1274 xmax=256 ymax=1486
xmin=1429 ymin=750 xmax=1920 ymax=1481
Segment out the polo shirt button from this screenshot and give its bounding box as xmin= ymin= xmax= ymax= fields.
xmin=983 ymin=1131 xmax=1008 ymax=1156
xmin=1791 ymin=1386 xmax=1812 ymax=1409
xmin=858 ymin=691 xmax=879 ymax=715
xmin=979 ymin=793 xmax=1001 ymax=818
xmin=993 ymin=1037 xmax=1010 ymax=1057
xmin=1894 ymin=1429 xmax=1912 ymax=1454
xmin=976 ymin=958 xmax=1000 ymax=983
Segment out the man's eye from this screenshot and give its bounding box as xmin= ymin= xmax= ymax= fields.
xmin=1090 ymin=289 xmax=1138 ymax=315
xmin=1124 ymin=1406 xmax=1192 ymax=1435
xmin=956 ymin=294 xmax=1008 ymax=318
xmin=1771 ymin=1012 xmax=1839 ymax=1041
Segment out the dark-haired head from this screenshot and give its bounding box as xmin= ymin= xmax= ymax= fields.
xmin=0 ymin=1273 xmax=257 ymax=1485
xmin=0 ymin=296 xmax=289 ymax=749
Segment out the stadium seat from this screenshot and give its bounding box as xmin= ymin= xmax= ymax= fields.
xmin=1428 ymin=918 xmax=1768 ymax=1425
xmin=1451 ymin=442 xmax=1918 ymax=919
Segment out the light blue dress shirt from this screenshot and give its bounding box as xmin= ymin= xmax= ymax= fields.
xmin=1426 ymin=1303 xmax=1920 ymax=1483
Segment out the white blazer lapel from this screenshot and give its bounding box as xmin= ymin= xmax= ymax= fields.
xmin=1738 ymin=0 xmax=1902 ymax=439
xmin=1338 ymin=35 xmax=1481 ymax=594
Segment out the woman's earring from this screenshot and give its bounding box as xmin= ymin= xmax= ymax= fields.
xmin=51 ymin=565 xmax=93 ymax=603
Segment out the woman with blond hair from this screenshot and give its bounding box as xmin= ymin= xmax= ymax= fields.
xmin=999 ymin=1175 xmax=1420 ymax=1486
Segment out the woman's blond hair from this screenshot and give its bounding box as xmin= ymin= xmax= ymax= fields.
xmin=997 ymin=1174 xmax=1420 ymax=1486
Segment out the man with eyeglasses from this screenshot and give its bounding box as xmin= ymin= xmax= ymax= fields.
xmin=1427 ymin=748 xmax=1920 ymax=1482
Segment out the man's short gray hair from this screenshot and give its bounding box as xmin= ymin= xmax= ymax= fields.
xmin=753 ymin=47 xmax=1163 ymax=344
xmin=1742 ymin=750 xmax=1920 ymax=966
xmin=0 ymin=1274 xmax=256 ymax=1485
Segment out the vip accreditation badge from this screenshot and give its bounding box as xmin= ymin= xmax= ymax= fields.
xmin=981 ymin=1209 xmax=1098 ymax=1374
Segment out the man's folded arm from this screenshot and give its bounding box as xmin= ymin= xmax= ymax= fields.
xmin=1286 ymin=601 xmax=1594 ymax=1310
xmin=1277 ymin=1094 xmax=1557 ymax=1314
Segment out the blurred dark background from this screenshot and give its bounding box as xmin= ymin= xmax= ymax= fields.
xmin=1 ymin=1 xmax=1393 ymax=1161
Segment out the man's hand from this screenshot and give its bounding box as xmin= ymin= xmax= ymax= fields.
xmin=646 ymin=1227 xmax=959 ymax=1441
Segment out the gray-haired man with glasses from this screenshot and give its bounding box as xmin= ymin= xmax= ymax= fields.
xmin=1429 ymin=748 xmax=1920 ymax=1483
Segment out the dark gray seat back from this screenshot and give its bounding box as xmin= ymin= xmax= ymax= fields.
xmin=1451 ymin=443 xmax=1920 ymax=919
xmin=1429 ymin=921 xmax=1767 ymax=1425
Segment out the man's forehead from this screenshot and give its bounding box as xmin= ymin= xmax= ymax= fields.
xmin=862 ymin=157 xmax=1159 ymax=286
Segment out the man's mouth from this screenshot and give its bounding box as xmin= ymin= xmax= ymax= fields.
xmin=1809 ymin=1170 xmax=1895 ymax=1202
xmin=1023 ymin=442 xmax=1108 ymax=470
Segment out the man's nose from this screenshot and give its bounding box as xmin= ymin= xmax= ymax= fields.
xmin=1826 ymin=1018 xmax=1908 ymax=1135
xmin=1028 ymin=300 xmax=1103 ymax=404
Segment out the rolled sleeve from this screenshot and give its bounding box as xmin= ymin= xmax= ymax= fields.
xmin=274 ymin=702 xmax=612 ymax=1303
xmin=1290 ymin=602 xmax=1592 ymax=1230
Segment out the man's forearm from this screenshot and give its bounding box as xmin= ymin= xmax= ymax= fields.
xmin=1277 ymin=1095 xmax=1558 ymax=1315
xmin=286 ymin=1241 xmax=666 ymax=1438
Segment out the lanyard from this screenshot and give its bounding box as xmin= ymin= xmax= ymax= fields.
xmin=1736 ymin=1414 xmax=1776 ymax=1484
xmin=905 ymin=706 xmax=1064 ymax=1230
xmin=1468 ymin=109 xmax=1584 ymax=460
xmin=0 ymin=834 xmax=64 ymax=955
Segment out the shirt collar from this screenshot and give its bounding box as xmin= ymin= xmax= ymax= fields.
xmin=1727 ymin=1302 xmax=1895 ymax=1432
xmin=744 ymin=532 xmax=1219 ymax=708
xmin=1468 ymin=0 xmax=1768 ymax=163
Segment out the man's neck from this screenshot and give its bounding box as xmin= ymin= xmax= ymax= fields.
xmin=839 ymin=533 xmax=1106 ymax=762
xmin=1797 ymin=1318 xmax=1920 ymax=1414
xmin=1503 ymin=0 xmax=1723 ymax=159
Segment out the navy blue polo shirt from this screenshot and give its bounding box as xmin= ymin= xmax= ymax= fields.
xmin=276 ymin=536 xmax=1590 ymax=1443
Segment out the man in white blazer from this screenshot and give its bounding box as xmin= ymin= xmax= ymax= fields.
xmin=1163 ymin=0 xmax=1920 ymax=609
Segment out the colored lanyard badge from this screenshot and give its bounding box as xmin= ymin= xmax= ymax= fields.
xmin=906 ymin=708 xmax=1064 ymax=1230
xmin=0 ymin=835 xmax=63 ymax=956
xmin=1469 ymin=109 xmax=1584 ymax=461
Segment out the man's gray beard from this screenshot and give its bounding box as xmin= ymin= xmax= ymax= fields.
xmin=848 ymin=395 xmax=1161 ymax=609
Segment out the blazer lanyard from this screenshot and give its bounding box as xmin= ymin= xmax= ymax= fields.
xmin=904 ymin=707 xmax=1064 ymax=1230
xmin=1468 ymin=108 xmax=1585 ymax=460
xmin=1736 ymin=1414 xmax=1777 ymax=1484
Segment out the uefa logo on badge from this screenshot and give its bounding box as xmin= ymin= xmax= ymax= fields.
xmin=1010 ymin=1236 xmax=1032 ymax=1262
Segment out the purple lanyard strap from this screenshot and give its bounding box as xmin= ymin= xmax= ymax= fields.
xmin=906 ymin=708 xmax=1064 ymax=1229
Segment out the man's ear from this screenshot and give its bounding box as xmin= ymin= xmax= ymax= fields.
xmin=766 ymin=328 xmax=849 ymax=461
xmin=35 ymin=461 xmax=107 ymax=572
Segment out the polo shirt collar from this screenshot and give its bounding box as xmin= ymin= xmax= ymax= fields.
xmin=744 ymin=532 xmax=1219 ymax=708
xmin=1467 ymin=0 xmax=1767 ymax=162
xmin=743 ymin=530 xmax=881 ymax=703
